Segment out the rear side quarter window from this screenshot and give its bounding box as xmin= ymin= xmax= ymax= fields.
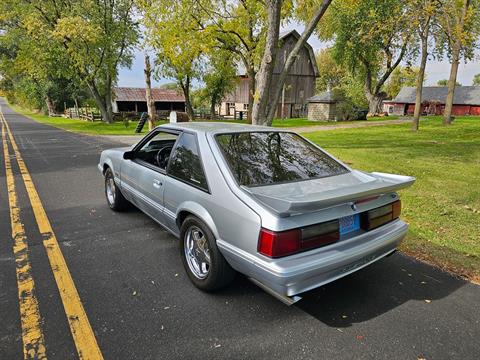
xmin=167 ymin=132 xmax=209 ymax=191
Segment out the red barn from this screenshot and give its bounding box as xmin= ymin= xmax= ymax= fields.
xmin=383 ymin=86 xmax=480 ymax=116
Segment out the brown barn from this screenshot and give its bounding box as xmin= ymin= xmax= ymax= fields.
xmin=384 ymin=86 xmax=480 ymax=116
xmin=219 ymin=30 xmax=319 ymax=118
xmin=112 ymin=87 xmax=185 ymax=114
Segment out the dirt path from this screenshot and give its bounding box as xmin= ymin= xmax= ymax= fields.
xmin=288 ymin=118 xmax=410 ymax=133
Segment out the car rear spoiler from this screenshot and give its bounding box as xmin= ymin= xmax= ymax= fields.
xmin=243 ymin=172 xmax=415 ymax=217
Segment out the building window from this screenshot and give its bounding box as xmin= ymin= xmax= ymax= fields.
xmin=243 ymin=103 xmax=248 ymax=110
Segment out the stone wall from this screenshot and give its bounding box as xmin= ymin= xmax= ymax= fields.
xmin=308 ymin=102 xmax=336 ymax=121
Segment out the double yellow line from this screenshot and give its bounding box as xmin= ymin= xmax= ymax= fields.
xmin=1 ymin=110 xmax=103 ymax=359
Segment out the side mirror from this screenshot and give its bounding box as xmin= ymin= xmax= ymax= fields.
xmin=123 ymin=151 xmax=135 ymax=160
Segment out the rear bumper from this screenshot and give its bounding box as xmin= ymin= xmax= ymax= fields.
xmin=218 ymin=219 xmax=407 ymax=297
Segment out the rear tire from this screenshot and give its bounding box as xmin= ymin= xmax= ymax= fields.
xmin=180 ymin=216 xmax=235 ymax=291
xmin=104 ymin=167 xmax=129 ymax=211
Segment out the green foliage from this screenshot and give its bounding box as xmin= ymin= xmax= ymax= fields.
xmin=0 ymin=0 xmax=139 ymax=121
xmin=314 ymin=47 xmax=368 ymax=108
xmin=201 ymin=50 xmax=238 ymax=113
xmin=384 ymin=66 xmax=421 ymax=98
xmin=434 ymin=0 xmax=480 ymax=62
xmin=160 ymin=82 xmax=181 ymax=90
xmin=140 ymin=0 xmax=208 ymax=84
xmin=437 ymin=79 xmax=461 ymax=86
xmin=315 ymin=48 xmax=347 ymax=92
xmin=473 ymin=73 xmax=480 ymax=86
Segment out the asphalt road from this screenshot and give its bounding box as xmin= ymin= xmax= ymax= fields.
xmin=0 ymin=97 xmax=479 ymax=360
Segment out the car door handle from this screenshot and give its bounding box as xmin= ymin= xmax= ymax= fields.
xmin=153 ymin=179 xmax=162 ymax=188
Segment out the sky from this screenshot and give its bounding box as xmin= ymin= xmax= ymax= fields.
xmin=118 ymin=24 xmax=479 ymax=89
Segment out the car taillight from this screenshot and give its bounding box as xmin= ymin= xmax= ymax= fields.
xmin=258 ymin=220 xmax=340 ymax=258
xmin=361 ymin=200 xmax=401 ymax=231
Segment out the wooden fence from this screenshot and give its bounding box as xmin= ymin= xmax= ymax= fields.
xmin=65 ymin=107 xmax=102 ymax=121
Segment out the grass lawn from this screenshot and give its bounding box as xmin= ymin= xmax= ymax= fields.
xmin=303 ymin=116 xmax=480 ymax=282
xmin=11 ymin=104 xmax=400 ymax=135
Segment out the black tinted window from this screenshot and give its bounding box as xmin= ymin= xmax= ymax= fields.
xmin=216 ymin=132 xmax=348 ymax=187
xmin=135 ymin=131 xmax=178 ymax=169
xmin=168 ymin=133 xmax=208 ymax=190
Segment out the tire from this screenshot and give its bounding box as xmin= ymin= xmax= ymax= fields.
xmin=104 ymin=167 xmax=129 ymax=211
xmin=180 ymin=216 xmax=235 ymax=291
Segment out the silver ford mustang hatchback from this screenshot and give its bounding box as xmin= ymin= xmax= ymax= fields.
xmin=98 ymin=122 xmax=414 ymax=304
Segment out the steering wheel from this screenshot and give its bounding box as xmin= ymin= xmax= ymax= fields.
xmin=155 ymin=146 xmax=173 ymax=169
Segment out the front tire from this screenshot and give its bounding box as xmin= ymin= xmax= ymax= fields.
xmin=104 ymin=167 xmax=129 ymax=211
xmin=180 ymin=216 xmax=235 ymax=291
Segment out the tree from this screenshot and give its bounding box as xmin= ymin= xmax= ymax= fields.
xmin=317 ymin=0 xmax=413 ymax=115
xmin=252 ymin=0 xmax=333 ymax=125
xmin=140 ymin=0 xmax=208 ymax=120
xmin=1 ymin=0 xmax=138 ymax=123
xmin=384 ymin=66 xmax=420 ymax=99
xmin=436 ymin=0 xmax=479 ymax=124
xmin=473 ymin=74 xmax=480 ymax=86
xmin=202 ymin=50 xmax=238 ymax=118
xmin=193 ymin=0 xmax=267 ymax=123
xmin=313 ymin=48 xmax=368 ymax=108
xmin=437 ymin=79 xmax=461 ymax=86
xmin=144 ymin=53 xmax=156 ymax=131
xmin=409 ymin=0 xmax=440 ymax=131
xmin=160 ymin=83 xmax=181 ymax=90
xmin=315 ymin=48 xmax=347 ymax=92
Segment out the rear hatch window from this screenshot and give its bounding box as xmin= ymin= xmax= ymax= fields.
xmin=215 ymin=132 xmax=349 ymax=187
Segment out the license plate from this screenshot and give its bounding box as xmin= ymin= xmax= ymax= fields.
xmin=339 ymin=214 xmax=360 ymax=235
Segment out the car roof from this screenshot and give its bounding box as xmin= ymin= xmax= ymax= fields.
xmin=157 ymin=121 xmax=290 ymax=134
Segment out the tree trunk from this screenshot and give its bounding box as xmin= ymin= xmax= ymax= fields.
xmin=366 ymin=92 xmax=386 ymax=115
xmin=251 ymin=0 xmax=283 ymax=125
xmin=413 ymin=34 xmax=429 ymax=131
xmin=144 ymin=53 xmax=156 ymax=131
xmin=443 ymin=45 xmax=460 ymax=125
xmin=246 ymin=66 xmax=256 ymax=124
xmin=210 ymin=98 xmax=216 ymax=120
xmin=45 ymin=95 xmax=56 ymax=116
xmin=443 ymin=0 xmax=471 ymax=125
xmin=181 ymin=76 xmax=194 ymax=120
xmin=85 ymin=80 xmax=113 ymax=123
xmin=264 ymin=0 xmax=333 ymax=124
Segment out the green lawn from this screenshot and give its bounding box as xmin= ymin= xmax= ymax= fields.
xmin=303 ymin=116 xmax=480 ymax=282
xmin=11 ymin=104 xmax=400 ymax=135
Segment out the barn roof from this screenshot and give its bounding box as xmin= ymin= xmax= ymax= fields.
xmin=307 ymin=90 xmax=337 ymax=103
xmin=393 ymin=86 xmax=480 ymax=105
xmin=113 ymin=87 xmax=185 ymax=102
xmin=235 ymin=30 xmax=319 ymax=77
xmin=279 ymin=30 xmax=319 ymax=77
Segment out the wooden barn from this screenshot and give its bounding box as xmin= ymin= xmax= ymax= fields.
xmin=384 ymin=86 xmax=480 ymax=116
xmin=112 ymin=87 xmax=185 ymax=114
xmin=219 ymin=30 xmax=319 ymax=118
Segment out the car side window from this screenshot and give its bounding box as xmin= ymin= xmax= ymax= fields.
xmin=135 ymin=131 xmax=179 ymax=170
xmin=167 ymin=133 xmax=208 ymax=191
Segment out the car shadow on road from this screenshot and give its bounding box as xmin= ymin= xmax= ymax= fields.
xmin=295 ymin=252 xmax=466 ymax=327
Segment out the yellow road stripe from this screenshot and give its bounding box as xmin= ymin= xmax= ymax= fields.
xmin=2 ymin=119 xmax=47 ymax=359
xmin=0 ymin=111 xmax=103 ymax=359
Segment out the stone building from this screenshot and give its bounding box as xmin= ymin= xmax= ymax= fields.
xmin=307 ymin=91 xmax=339 ymax=121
